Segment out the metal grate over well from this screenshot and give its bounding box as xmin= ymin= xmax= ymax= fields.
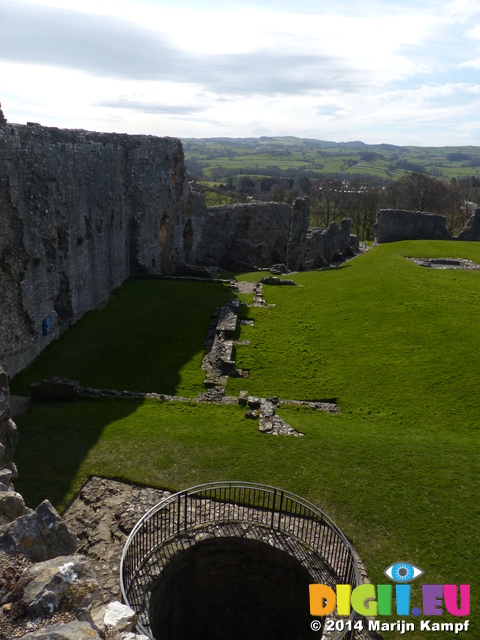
xmin=120 ymin=481 xmax=361 ymax=640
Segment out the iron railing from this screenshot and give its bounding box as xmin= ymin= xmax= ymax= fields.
xmin=120 ymin=481 xmax=361 ymax=639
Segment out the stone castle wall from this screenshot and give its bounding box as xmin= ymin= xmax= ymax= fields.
xmin=0 ymin=122 xmax=190 ymax=376
xmin=194 ymin=199 xmax=310 ymax=271
xmin=373 ymin=209 xmax=452 ymax=243
xmin=0 ymin=116 xmax=359 ymax=377
xmin=305 ymin=218 xmax=359 ymax=269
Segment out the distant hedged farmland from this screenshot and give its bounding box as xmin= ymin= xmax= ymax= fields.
xmin=182 ymin=136 xmax=480 ymax=240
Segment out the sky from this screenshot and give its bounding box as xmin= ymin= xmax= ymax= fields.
xmin=1 ymin=0 xmax=480 ymax=146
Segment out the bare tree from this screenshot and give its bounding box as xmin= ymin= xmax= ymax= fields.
xmin=395 ymin=172 xmax=448 ymax=212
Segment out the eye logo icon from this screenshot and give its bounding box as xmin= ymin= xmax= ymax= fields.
xmin=384 ymin=562 xmax=424 ymax=583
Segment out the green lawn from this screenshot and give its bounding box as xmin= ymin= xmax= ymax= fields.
xmin=11 ymin=279 xmax=234 ymax=397
xmin=12 ymin=241 xmax=480 ymax=639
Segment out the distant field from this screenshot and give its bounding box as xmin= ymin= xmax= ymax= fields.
xmin=182 ymin=136 xmax=480 ymax=182
xmin=12 ymin=241 xmax=480 ymax=639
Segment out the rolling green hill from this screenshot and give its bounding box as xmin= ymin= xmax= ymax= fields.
xmin=182 ymin=135 xmax=480 ymax=183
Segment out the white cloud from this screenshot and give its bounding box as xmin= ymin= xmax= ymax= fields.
xmin=447 ymin=0 xmax=480 ymax=20
xmin=1 ymin=0 xmax=480 ymax=144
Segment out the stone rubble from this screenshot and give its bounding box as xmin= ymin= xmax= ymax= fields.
xmin=201 ymin=300 xmax=242 ymax=386
xmin=257 ymin=398 xmax=304 ymax=437
xmin=0 ymin=492 xmax=31 ymax=527
xmin=259 ymin=276 xmax=297 ymax=286
xmin=20 ymin=555 xmax=98 ymax=616
xmin=17 ymin=620 xmax=102 ymax=639
xmin=103 ymin=601 xmax=136 ymax=634
xmin=0 ymin=500 xmax=79 ymax=562
xmin=63 ymin=477 xmax=171 ymax=605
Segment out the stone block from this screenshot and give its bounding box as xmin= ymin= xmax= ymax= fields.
xmin=0 ymin=491 xmax=30 ymax=525
xmin=0 ymin=499 xmax=79 ymax=561
xmin=104 ymin=601 xmax=137 ymax=634
xmin=247 ymin=396 xmax=261 ymax=409
xmin=238 ymin=391 xmax=249 ymax=406
xmin=18 ymin=620 xmax=102 ymax=639
xmin=0 ymin=469 xmax=12 ymax=487
xmin=20 ymin=554 xmax=98 ymax=616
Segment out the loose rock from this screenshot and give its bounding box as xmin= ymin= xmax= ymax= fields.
xmin=18 ymin=620 xmax=101 ymax=639
xmin=104 ymin=601 xmax=136 ymax=634
xmin=0 ymin=492 xmax=31 ymax=526
xmin=0 ymin=500 xmax=79 ymax=562
xmin=20 ymin=555 xmax=98 ymax=616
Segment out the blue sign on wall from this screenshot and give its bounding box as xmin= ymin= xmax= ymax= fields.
xmin=42 ymin=316 xmax=51 ymax=336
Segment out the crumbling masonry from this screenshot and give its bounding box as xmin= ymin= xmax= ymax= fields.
xmin=0 ymin=112 xmax=358 ymax=377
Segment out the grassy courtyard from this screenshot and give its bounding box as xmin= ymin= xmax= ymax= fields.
xmin=12 ymin=241 xmax=480 ymax=639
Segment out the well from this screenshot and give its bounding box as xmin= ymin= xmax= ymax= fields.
xmin=120 ymin=482 xmax=360 ymax=639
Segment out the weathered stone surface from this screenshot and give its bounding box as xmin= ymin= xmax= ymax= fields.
xmin=0 ymin=368 xmax=9 ymax=423
xmin=238 ymin=390 xmax=249 ymax=406
xmin=18 ymin=620 xmax=101 ymax=639
xmin=247 ymin=396 xmax=261 ymax=409
xmin=286 ymin=197 xmax=310 ymax=270
xmin=0 ymin=112 xmax=362 ymax=379
xmin=457 ymin=207 xmax=480 ymax=240
xmin=0 ymin=419 xmax=17 ymax=474
xmin=259 ymin=276 xmax=296 ymax=285
xmin=201 ymin=300 xmax=241 ymax=385
xmin=0 ymin=367 xmax=18 ymax=479
xmin=0 ymin=124 xmax=188 ymax=377
xmin=258 ymin=399 xmax=304 ymax=437
xmin=20 ymin=555 xmax=97 ymax=616
xmin=373 ymin=209 xmax=452 ymax=243
xmin=0 ymin=492 xmax=31 ymax=526
xmin=9 ymin=396 xmax=32 ymax=418
xmin=104 ymin=601 xmax=136 ymax=633
xmin=63 ymin=477 xmax=171 ymax=605
xmin=305 ymin=218 xmax=358 ymax=268
xmin=0 ymin=500 xmax=79 ymax=561
xmin=195 ymin=200 xmax=306 ymax=270
xmin=174 ymin=263 xmax=219 ymax=278
xmin=270 ymin=263 xmax=290 ymax=274
xmin=0 ymin=104 xmax=6 ymax=126
xmin=0 ymin=469 xmax=12 ymax=488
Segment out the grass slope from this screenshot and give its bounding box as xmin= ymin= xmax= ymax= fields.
xmin=12 ymin=241 xmax=480 ymax=639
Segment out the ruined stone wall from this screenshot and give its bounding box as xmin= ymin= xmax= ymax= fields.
xmin=194 ymin=199 xmax=310 ymax=271
xmin=456 ymin=208 xmax=480 ymax=241
xmin=0 ymin=122 xmax=189 ymax=376
xmin=0 ymin=113 xmax=360 ymax=377
xmin=373 ymin=209 xmax=452 ymax=243
xmin=305 ymin=218 xmax=359 ymax=269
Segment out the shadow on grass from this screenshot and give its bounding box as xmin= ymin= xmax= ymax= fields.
xmin=11 ymin=279 xmax=234 ymax=397
xmin=318 ymin=263 xmax=352 ymax=271
xmin=13 ymin=397 xmax=145 ymax=511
